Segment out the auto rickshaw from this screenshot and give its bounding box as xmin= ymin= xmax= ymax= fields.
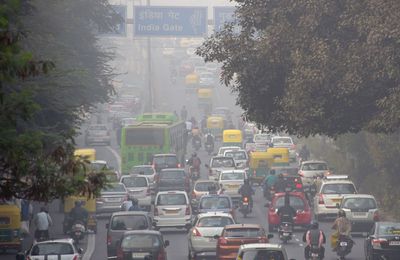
xmin=185 ymin=73 xmax=199 ymax=93
xmin=206 ymin=116 xmax=224 ymax=140
xmin=266 ymin=147 xmax=290 ymax=167
xmin=63 ymin=195 xmax=97 ymax=234
xmin=74 ymin=148 xmax=96 ymax=161
xmin=248 ymin=152 xmax=274 ymax=185
xmin=197 ymin=88 xmax=212 ymax=104
xmin=222 ymin=129 xmax=243 ymax=147
xmin=0 ymin=204 xmax=21 ymax=252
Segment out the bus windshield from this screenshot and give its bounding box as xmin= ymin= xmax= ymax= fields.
xmin=125 ymin=128 xmax=164 ymax=146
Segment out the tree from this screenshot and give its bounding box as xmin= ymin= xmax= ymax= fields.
xmin=197 ymin=0 xmax=400 ymax=137
xmin=0 ymin=0 xmax=119 ymax=201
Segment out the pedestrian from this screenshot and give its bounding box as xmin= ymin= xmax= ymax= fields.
xmin=33 ymin=207 xmax=53 ymax=241
xmin=180 ymin=106 xmax=188 ymax=121
xmin=20 ymin=200 xmax=33 ymax=236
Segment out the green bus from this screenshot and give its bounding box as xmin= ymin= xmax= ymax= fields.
xmin=120 ymin=114 xmax=186 ymax=174
xmin=136 ymin=112 xmax=178 ymax=124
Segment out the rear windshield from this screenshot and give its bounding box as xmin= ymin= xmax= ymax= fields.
xmin=273 ymin=168 xmax=299 ymax=176
xmin=160 ymin=171 xmax=185 ymax=179
xmin=342 ymin=198 xmax=376 ymax=210
xmin=121 ymin=177 xmax=147 ymax=188
xmin=121 ymin=234 xmax=161 ymax=249
xmin=154 ymin=156 xmax=178 ymax=165
xmin=272 ymin=137 xmax=292 ymax=144
xmin=111 ymin=215 xmax=148 ymax=230
xmin=102 ymin=183 xmax=126 ymax=192
xmin=197 ymin=216 xmax=234 ymax=227
xmin=274 ymin=196 xmax=305 ymax=210
xmin=321 ymin=184 xmax=356 ymax=194
xmin=200 ymin=197 xmax=231 ymax=209
xmin=379 ymin=223 xmax=400 ymax=235
xmin=132 ymin=166 xmax=154 ymax=175
xmin=157 ymin=194 xmax=187 ymax=205
xmin=31 ymin=243 xmax=74 ymax=255
xmin=195 ymin=182 xmax=218 ymax=192
xmin=211 ymin=158 xmax=235 ymax=168
xmin=302 ymin=163 xmax=327 ymax=171
xmin=225 ymin=151 xmax=247 ymax=160
xmin=221 ymin=172 xmax=245 ymax=180
xmin=254 ymin=134 xmax=270 ymax=142
xmin=224 ymin=228 xmax=265 ymax=238
xmin=242 ymin=250 xmax=285 ymax=260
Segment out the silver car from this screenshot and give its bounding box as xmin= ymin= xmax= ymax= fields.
xmin=207 ymin=156 xmax=236 ymax=180
xmin=299 ymin=160 xmax=330 ymax=187
xmin=188 ymin=212 xmax=235 ymax=259
xmin=223 ymin=149 xmax=248 ymax=169
xmin=153 ymin=191 xmax=191 ymax=231
xmin=218 ymin=170 xmax=247 ymax=204
xmin=96 ymin=183 xmax=128 ymax=214
xmin=120 ymin=175 xmax=151 ymax=211
xmin=84 ymin=124 xmax=111 ymax=146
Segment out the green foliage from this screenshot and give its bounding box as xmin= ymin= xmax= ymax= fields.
xmin=198 ymin=0 xmax=400 ymax=137
xmin=0 ymin=0 xmax=116 ymax=201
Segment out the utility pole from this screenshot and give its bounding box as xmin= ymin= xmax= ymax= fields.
xmin=146 ymin=0 xmax=153 ymax=112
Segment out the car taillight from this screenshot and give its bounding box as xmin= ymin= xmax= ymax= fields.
xmin=72 ymin=255 xmax=79 ymax=260
xmin=107 ymin=235 xmax=112 ymax=246
xmin=259 ymin=237 xmax=268 ymax=243
xmin=218 ymin=237 xmax=228 ymax=245
xmin=373 ymin=211 xmax=380 ymax=221
xmin=116 ymin=246 xmax=124 ymax=260
xmin=372 ymin=238 xmax=387 ymax=248
xmin=177 ymin=163 xmax=181 ymax=168
xmin=154 ymin=207 xmax=159 ymax=216
xmin=157 ymin=248 xmax=166 ymax=260
xmin=185 ymin=206 xmax=190 ymax=215
xmin=318 ymin=194 xmax=325 ymax=204
xmin=296 ymin=183 xmax=303 ymax=189
xmin=243 ymin=197 xmax=249 ymax=202
xmin=192 ymin=228 xmax=202 ymax=237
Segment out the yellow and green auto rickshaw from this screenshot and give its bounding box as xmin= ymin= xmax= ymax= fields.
xmin=185 ymin=73 xmax=199 ymax=93
xmin=74 ymin=148 xmax=96 ymax=161
xmin=63 ymin=195 xmax=97 ymax=234
xmin=266 ymin=147 xmax=290 ymax=167
xmin=248 ymin=152 xmax=274 ymax=185
xmin=222 ymin=129 xmax=243 ymax=147
xmin=207 ymin=116 xmax=224 ymax=140
xmin=0 ymin=204 xmax=21 ymax=252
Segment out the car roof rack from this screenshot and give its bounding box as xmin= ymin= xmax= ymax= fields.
xmin=324 ymin=175 xmax=349 ymax=180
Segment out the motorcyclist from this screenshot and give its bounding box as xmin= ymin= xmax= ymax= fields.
xmin=205 ymin=132 xmax=215 ymax=150
xmin=69 ymin=201 xmax=88 ymax=228
xmin=299 ymin=144 xmax=311 ymax=162
xmin=303 ymin=221 xmax=326 ymax=259
xmin=128 ymin=198 xmax=142 ymax=211
xmin=331 ymin=209 xmax=353 ymax=251
xmin=277 ymin=193 xmax=297 ymax=224
xmin=274 ymin=174 xmax=287 ymax=193
xmin=187 ymin=152 xmax=201 ymax=177
xmin=192 ymin=127 xmax=202 ymax=148
xmin=264 ymin=169 xmax=278 ymax=199
xmin=238 ymin=179 xmax=254 ymax=211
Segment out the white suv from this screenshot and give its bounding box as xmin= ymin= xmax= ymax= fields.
xmin=313 ymin=175 xmax=357 ymax=220
xmin=153 ymin=191 xmax=192 ymax=231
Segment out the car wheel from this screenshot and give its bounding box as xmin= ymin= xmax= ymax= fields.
xmin=188 ymin=249 xmax=196 ymax=260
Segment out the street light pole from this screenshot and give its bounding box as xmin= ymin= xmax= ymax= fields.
xmin=146 ymin=0 xmax=153 ymax=112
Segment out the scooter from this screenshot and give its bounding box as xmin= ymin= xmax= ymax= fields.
xmin=70 ymin=221 xmax=86 ymax=245
xmin=239 ymin=196 xmax=251 ymax=218
xmin=189 ymin=166 xmax=200 ymax=181
xmin=205 ymin=143 xmax=213 ymax=155
xmin=278 ymin=221 xmax=293 ymax=244
xmin=336 ymin=235 xmax=352 ymax=260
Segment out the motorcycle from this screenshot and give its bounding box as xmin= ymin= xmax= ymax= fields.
xmin=70 ymin=221 xmax=86 ymax=245
xmin=263 ymin=185 xmax=276 ymax=200
xmin=189 ymin=166 xmax=200 ymax=181
xmin=278 ymin=221 xmax=293 ymax=244
xmin=35 ymin=230 xmax=49 ymax=242
xmin=336 ymin=235 xmax=352 ymax=260
xmin=205 ymin=143 xmax=213 ymax=155
xmin=309 ymin=244 xmax=323 ymax=260
xmin=239 ymin=196 xmax=251 ymax=218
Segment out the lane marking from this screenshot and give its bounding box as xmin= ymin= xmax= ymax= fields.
xmin=83 ymin=234 xmax=95 ymax=260
xmin=106 ymin=146 xmax=122 ymax=173
xmin=295 ymin=238 xmax=300 ymax=242
xmin=299 ymin=243 xmax=303 ymax=247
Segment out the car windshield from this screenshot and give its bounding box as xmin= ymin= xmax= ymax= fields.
xmin=224 ymin=228 xmax=264 ymax=238
xmin=378 ymin=223 xmax=400 ymax=235
xmin=225 ymin=151 xmax=247 ymax=160
xmin=322 ymin=184 xmax=356 ymax=194
xmin=242 ymin=250 xmax=285 ymax=260
xmin=197 ymin=216 xmax=234 ymax=227
xmin=200 ymin=197 xmax=231 ymax=209
xmin=121 ymin=177 xmax=147 ymax=188
xmin=121 ymin=234 xmax=161 ymax=249
xmin=90 ymin=162 xmax=108 ymax=171
xmin=195 ymin=182 xmax=218 ymax=192
xmin=160 ymin=171 xmax=185 ymax=179
xmin=211 ymin=158 xmax=235 ymax=168
xmin=274 ymin=196 xmax=305 ymax=210
xmin=157 ymin=194 xmax=186 ymax=205
xmin=254 ymin=134 xmax=270 ymax=142
xmin=302 ymin=163 xmax=327 ymax=171
xmin=221 ymin=172 xmax=245 ymax=180
xmin=274 ymin=167 xmax=299 ymax=176
xmin=132 ymin=166 xmax=154 ymax=175
xmin=110 ymin=215 xmax=148 ymax=230
xmin=342 ymin=198 xmax=376 ymax=210
xmin=102 ymin=183 xmax=126 ymax=193
xmin=272 ymin=137 xmax=292 ymax=144
xmin=31 ymin=243 xmax=74 ymax=255
xmin=154 ymin=156 xmax=178 ymax=165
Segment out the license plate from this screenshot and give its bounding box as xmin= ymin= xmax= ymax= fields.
xmin=242 ymin=202 xmax=249 ymax=205
xmin=228 ymin=184 xmax=239 ymax=188
xmin=106 ymin=197 xmax=121 ymax=202
xmin=283 ymin=232 xmax=290 ymax=236
xmin=132 ymin=252 xmax=149 ymax=258
xmin=311 ymin=253 xmax=319 ymax=257
xmin=340 ymin=242 xmax=348 ymax=246
xmin=75 ymin=232 xmax=81 ymax=235
xmin=389 ymin=241 xmax=400 ymax=246
xmin=165 ymin=210 xmax=179 ymax=214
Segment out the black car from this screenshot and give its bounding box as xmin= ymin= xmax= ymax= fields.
xmin=116 ymin=230 xmax=169 ymax=260
xmin=365 ymin=221 xmax=400 ymax=260
xmin=152 ymin=154 xmax=180 ymax=173
xmin=154 ymin=168 xmax=190 ymax=194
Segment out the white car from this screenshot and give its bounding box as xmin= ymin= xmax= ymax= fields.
xmin=253 ymin=133 xmax=271 ymax=144
xmin=131 ymin=165 xmax=156 ymax=184
xmin=25 ymin=238 xmax=83 ymax=260
xmin=218 ymin=170 xmax=247 ymax=204
xmin=207 ymin=156 xmax=236 ymax=180
xmin=223 ymin=149 xmax=248 ymax=169
xmin=188 ymin=212 xmax=235 ymax=259
xmin=299 ymin=160 xmax=330 ymax=187
xmin=153 ymin=191 xmax=192 ymax=231
xmin=314 ymin=175 xmax=357 ymax=220
xmin=271 ymin=136 xmax=296 ymax=162
xmin=236 ymin=243 xmax=290 ymax=260
xmin=217 ymin=146 xmax=241 ymax=156
xmin=120 ymin=175 xmax=151 ymax=211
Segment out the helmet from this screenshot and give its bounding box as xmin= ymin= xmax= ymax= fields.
xmin=338 ymin=209 xmax=346 ymax=217
xmin=310 ymin=221 xmax=319 ymax=229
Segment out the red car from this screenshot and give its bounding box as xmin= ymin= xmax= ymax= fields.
xmin=267 ymin=192 xmax=312 ymax=232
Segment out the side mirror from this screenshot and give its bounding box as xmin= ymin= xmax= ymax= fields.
xmin=78 ymin=248 xmax=84 ymax=254
xmin=268 ymin=234 xmax=274 ymax=239
xmin=164 ymin=240 xmax=170 ymax=247
xmin=213 ymin=235 xmax=220 ymax=240
xmin=106 ymin=223 xmax=109 ymax=229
